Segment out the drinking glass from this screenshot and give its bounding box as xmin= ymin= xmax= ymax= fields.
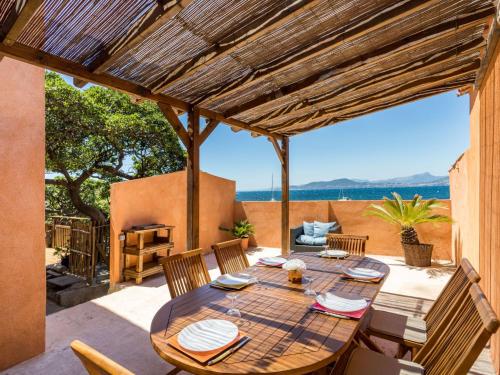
xmin=226 ymin=293 xmax=241 ymax=318
xmin=303 ymin=275 xmax=316 ymax=296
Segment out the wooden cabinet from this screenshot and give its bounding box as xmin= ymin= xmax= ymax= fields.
xmin=122 ymin=225 xmax=174 ymax=284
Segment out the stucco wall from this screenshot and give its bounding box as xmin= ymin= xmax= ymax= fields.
xmin=235 ymin=200 xmax=452 ymax=259
xmin=450 ymin=38 xmax=500 ymax=372
xmin=0 ymin=58 xmax=45 ymax=370
xmin=109 ymin=170 xmax=235 ymax=284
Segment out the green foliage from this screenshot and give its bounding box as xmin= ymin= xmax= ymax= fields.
xmin=364 ymin=192 xmax=451 ymax=228
xmin=46 ymin=178 xmax=112 ymax=217
xmin=45 ymin=72 xmax=186 ymax=220
xmin=231 ymin=220 xmax=255 ymax=238
xmin=53 ymin=246 xmax=70 ymax=260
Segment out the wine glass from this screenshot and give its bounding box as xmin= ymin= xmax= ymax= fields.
xmin=226 ymin=293 xmax=241 ymax=318
xmin=303 ymin=275 xmax=316 ymax=296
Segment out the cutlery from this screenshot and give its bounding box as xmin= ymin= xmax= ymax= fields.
xmin=207 ymin=336 xmax=251 ymax=365
xmin=309 ymin=307 xmax=351 ymax=320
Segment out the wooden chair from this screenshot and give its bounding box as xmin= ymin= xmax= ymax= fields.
xmin=71 ymin=340 xmax=134 ymax=375
xmin=326 ymin=234 xmax=368 ymax=256
xmin=160 ymin=249 xmax=210 ymax=298
xmin=212 ymin=239 xmax=249 ymax=274
xmin=340 ymin=283 xmax=499 ymax=375
xmin=365 ymin=258 xmax=480 ymax=357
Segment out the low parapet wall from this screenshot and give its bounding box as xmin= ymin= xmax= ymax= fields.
xmin=234 ymin=200 xmax=452 ymax=260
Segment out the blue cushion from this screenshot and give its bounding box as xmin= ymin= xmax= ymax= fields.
xmin=313 ymin=221 xmax=337 ymax=238
xmin=297 ymin=235 xmax=327 ymax=246
xmin=303 ymin=221 xmax=314 ymax=236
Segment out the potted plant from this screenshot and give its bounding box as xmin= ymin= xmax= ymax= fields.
xmin=220 ymin=220 xmax=255 ymax=251
xmin=364 ymin=193 xmax=451 ymax=267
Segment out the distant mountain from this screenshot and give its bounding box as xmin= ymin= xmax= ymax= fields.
xmin=290 ymin=173 xmax=449 ymax=190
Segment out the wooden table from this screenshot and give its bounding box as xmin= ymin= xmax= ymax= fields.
xmin=150 ymin=253 xmax=389 ymax=374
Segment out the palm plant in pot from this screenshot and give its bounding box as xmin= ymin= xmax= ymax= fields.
xmin=220 ymin=220 xmax=255 ymax=251
xmin=364 ymin=193 xmax=451 ymax=267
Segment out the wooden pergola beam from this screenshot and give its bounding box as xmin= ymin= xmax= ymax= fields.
xmin=281 ymin=137 xmax=290 ymax=255
xmin=199 ymin=119 xmax=219 ymax=145
xmin=157 ymin=103 xmax=190 ymax=148
xmin=151 ymin=0 xmax=318 ymax=94
xmin=222 ymin=10 xmax=492 ymax=119
xmin=198 ymin=107 xmax=281 ymax=140
xmin=200 ymin=0 xmax=444 ymax=105
xmin=186 ymin=108 xmax=201 ymax=249
xmin=255 ymin=38 xmax=484 ymax=129
xmin=91 ymin=0 xmax=193 ymax=74
xmin=268 ymin=137 xmax=285 ymax=166
xmin=0 ymin=42 xmax=270 ymax=138
xmin=278 ymin=66 xmax=478 ymax=134
xmin=1 ymin=0 xmax=44 ymax=46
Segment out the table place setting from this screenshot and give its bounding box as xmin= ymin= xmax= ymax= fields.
xmin=318 ymin=248 xmax=349 ymax=259
xmin=341 ymin=267 xmax=385 ymax=283
xmin=209 ymin=273 xmax=258 ymax=290
xmin=310 ymin=292 xmax=371 ymax=320
xmin=256 ymin=256 xmax=287 ymax=267
xmin=167 ymin=319 xmax=251 ymax=366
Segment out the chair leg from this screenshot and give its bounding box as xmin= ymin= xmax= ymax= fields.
xmin=355 ymin=331 xmax=384 ymax=354
xmin=166 ymin=368 xmax=181 ymax=375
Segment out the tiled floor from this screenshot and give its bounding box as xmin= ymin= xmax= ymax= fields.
xmin=3 ymin=248 xmax=495 ymax=375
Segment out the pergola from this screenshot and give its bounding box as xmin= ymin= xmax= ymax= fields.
xmin=0 ymin=0 xmax=496 ymax=254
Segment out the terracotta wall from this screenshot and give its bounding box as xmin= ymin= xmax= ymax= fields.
xmin=109 ymin=170 xmax=235 ymax=284
xmin=450 ymin=38 xmax=500 ymax=372
xmin=0 ymin=58 xmax=45 ymax=370
xmin=235 ymin=200 xmax=452 ymax=259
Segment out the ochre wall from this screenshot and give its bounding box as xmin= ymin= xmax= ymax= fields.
xmin=450 ymin=39 xmax=500 ymax=372
xmin=235 ymin=200 xmax=452 ymax=259
xmin=109 ymin=170 xmax=235 ymax=284
xmin=0 ymin=58 xmax=45 ymax=370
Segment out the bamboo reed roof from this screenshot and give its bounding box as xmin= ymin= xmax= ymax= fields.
xmin=0 ymin=0 xmax=496 ymax=137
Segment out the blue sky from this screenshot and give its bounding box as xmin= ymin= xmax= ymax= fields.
xmin=60 ymin=75 xmax=470 ymax=191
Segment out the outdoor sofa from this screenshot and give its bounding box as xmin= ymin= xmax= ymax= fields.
xmin=290 ymin=221 xmax=342 ymax=253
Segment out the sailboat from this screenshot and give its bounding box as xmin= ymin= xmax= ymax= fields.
xmin=338 ymin=188 xmax=351 ymax=201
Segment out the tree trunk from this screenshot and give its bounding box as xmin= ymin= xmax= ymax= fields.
xmin=67 ymin=184 xmax=107 ymax=224
xmin=401 ymin=226 xmax=419 ymax=245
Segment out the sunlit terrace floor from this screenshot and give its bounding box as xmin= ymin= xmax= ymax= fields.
xmin=3 ymin=248 xmax=495 ymax=375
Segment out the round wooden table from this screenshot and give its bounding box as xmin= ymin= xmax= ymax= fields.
xmin=150 ymin=253 xmax=389 ymax=374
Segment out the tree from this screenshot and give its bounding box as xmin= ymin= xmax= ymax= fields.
xmin=45 ymin=72 xmax=186 ymax=223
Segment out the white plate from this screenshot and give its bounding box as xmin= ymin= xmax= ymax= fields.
xmin=316 ymin=293 xmax=368 ymax=312
xmin=259 ymin=257 xmax=287 ymax=266
xmin=216 ymin=273 xmax=253 ymax=287
xmin=345 ymin=267 xmax=383 ymax=280
xmin=178 ymin=319 xmax=239 ymax=352
xmin=319 ymin=249 xmax=348 ymax=258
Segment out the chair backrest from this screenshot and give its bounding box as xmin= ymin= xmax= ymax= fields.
xmin=160 ymin=249 xmax=210 ymax=298
xmin=71 ymin=340 xmax=134 ymax=375
xmin=326 ymin=234 xmax=368 ymax=256
xmin=414 ymin=283 xmax=499 ymax=375
xmin=212 ymin=239 xmax=249 ymax=275
xmin=424 ymin=258 xmax=480 ymax=336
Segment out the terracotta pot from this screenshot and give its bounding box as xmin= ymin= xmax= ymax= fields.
xmin=402 ymin=243 xmax=433 ymax=267
xmin=240 ymin=237 xmax=249 ymax=251
xmin=288 ymin=269 xmax=303 ymax=283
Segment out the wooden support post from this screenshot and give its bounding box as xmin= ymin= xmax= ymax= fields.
xmin=281 ymin=137 xmax=290 ymax=255
xmin=269 ymin=136 xmax=290 ymax=255
xmin=187 ymin=108 xmax=200 ymax=249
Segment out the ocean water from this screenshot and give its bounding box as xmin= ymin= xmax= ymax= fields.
xmin=236 ymin=185 xmax=450 ymax=201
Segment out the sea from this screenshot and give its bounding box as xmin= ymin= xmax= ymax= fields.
xmin=236 ymin=185 xmax=450 ymax=201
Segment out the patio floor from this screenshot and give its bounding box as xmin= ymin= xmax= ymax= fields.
xmin=2 ymin=248 xmax=495 ymax=375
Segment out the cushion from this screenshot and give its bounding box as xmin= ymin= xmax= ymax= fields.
xmin=303 ymin=221 xmax=314 ymax=236
xmin=313 ymin=221 xmax=337 ymax=238
xmin=345 ymin=347 xmax=424 ymax=375
xmin=368 ymin=309 xmax=427 ymax=344
xmin=296 ymin=235 xmax=327 ymax=246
